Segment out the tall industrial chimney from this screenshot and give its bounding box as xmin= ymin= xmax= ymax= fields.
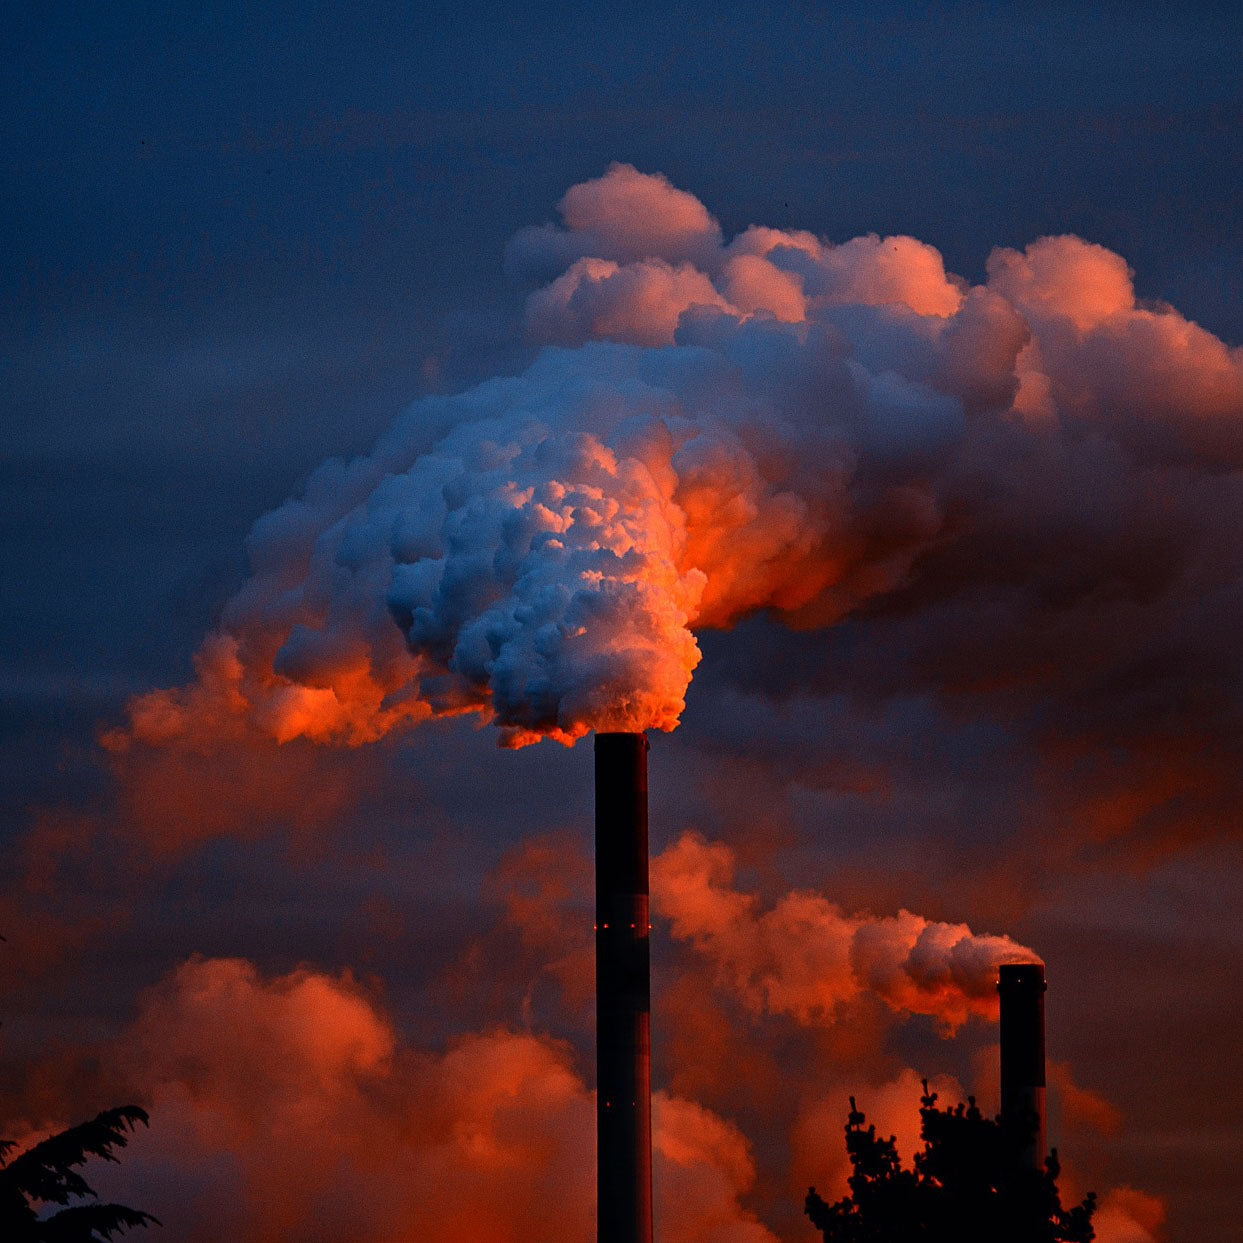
xmin=998 ymin=961 xmax=1047 ymax=1168
xmin=594 ymin=731 xmax=653 ymax=1243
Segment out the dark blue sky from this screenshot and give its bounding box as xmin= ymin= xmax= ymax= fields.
xmin=3 ymin=5 xmax=1242 ymax=1240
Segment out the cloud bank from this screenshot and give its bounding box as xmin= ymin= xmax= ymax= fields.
xmin=67 ymin=956 xmax=777 ymax=1243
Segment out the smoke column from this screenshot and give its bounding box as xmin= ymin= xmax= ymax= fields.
xmin=594 ymin=732 xmax=652 ymax=1243
xmin=115 ymin=163 xmax=1243 ymax=787
xmin=998 ymin=961 xmax=1047 ymax=1167
xmin=653 ymin=830 xmax=1043 ymax=1032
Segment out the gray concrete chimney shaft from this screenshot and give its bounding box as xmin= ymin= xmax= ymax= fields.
xmin=998 ymin=961 xmax=1047 ymax=1169
xmin=594 ymin=732 xmax=652 ymax=1243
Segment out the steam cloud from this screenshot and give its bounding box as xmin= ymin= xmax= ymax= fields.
xmin=2 ymin=838 xmax=1152 ymax=1243
xmin=654 ymin=832 xmax=1039 ymax=1031
xmin=69 ymin=956 xmax=777 ymax=1243
xmin=112 ymin=162 xmax=1243 ymax=751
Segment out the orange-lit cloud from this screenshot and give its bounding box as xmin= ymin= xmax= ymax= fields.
xmin=68 ymin=956 xmax=778 ymax=1243
xmin=0 ymin=822 xmax=1166 ymax=1243
xmin=1093 ymin=1187 xmax=1166 ymax=1243
xmin=526 ymin=256 xmax=730 ymax=346
xmin=507 ymin=162 xmax=725 ymax=277
xmin=654 ymin=832 xmax=1039 ymax=1032
xmin=101 ymin=165 xmax=1242 ymax=769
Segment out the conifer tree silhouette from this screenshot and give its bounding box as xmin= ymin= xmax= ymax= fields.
xmin=805 ymin=1083 xmax=1096 ymax=1242
xmin=0 ymin=1106 xmax=159 ymax=1241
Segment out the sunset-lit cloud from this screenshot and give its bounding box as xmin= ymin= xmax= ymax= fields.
xmin=0 ymin=803 xmax=1169 ymax=1243
xmin=68 ymin=956 xmax=777 ymax=1243
xmin=1093 ymin=1187 xmax=1166 ymax=1243
xmin=97 ymin=163 xmax=1242 ymax=829
xmin=3 ymin=942 xmax=1153 ymax=1243
xmin=653 ymin=831 xmax=1039 ymax=1032
xmin=526 ymin=256 xmax=730 ymax=347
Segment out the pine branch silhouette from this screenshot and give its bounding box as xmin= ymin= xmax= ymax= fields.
xmin=0 ymin=1106 xmax=160 ymax=1242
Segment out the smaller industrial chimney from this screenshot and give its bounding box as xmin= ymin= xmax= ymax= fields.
xmin=998 ymin=961 xmax=1047 ymax=1168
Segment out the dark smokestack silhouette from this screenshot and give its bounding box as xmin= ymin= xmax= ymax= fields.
xmin=594 ymin=731 xmax=652 ymax=1243
xmin=998 ymin=961 xmax=1047 ymax=1168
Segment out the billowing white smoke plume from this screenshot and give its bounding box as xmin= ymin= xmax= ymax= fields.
xmin=116 ymin=162 xmax=1243 ymax=749
xmin=654 ymin=833 xmax=1038 ymax=1031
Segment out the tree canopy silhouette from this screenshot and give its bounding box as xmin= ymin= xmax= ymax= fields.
xmin=0 ymin=1106 xmax=159 ymax=1241
xmin=805 ymin=1083 xmax=1096 ymax=1243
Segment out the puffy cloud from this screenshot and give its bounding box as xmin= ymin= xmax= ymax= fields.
xmin=520 ymin=196 xmax=963 ymax=336
xmin=105 ymin=166 xmax=1243 ymax=895
xmin=988 ymin=235 xmax=1136 ymax=332
xmin=1050 ymin=1060 xmax=1125 ymax=1137
xmin=526 ymin=256 xmax=729 ymax=347
xmin=114 ymin=320 xmax=963 ymax=750
xmin=718 ymin=253 xmax=808 ymax=322
xmin=990 ymin=235 xmax=1243 ymax=462
xmin=801 ymin=233 xmax=964 ymax=317
xmin=506 ymin=163 xmax=724 ymax=279
xmin=557 ymin=164 xmax=724 ymax=266
xmin=79 ymin=956 xmax=775 ymax=1243
xmin=653 ymin=832 xmax=1039 ymax=1032
xmin=654 ymin=1095 xmax=779 ymax=1243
